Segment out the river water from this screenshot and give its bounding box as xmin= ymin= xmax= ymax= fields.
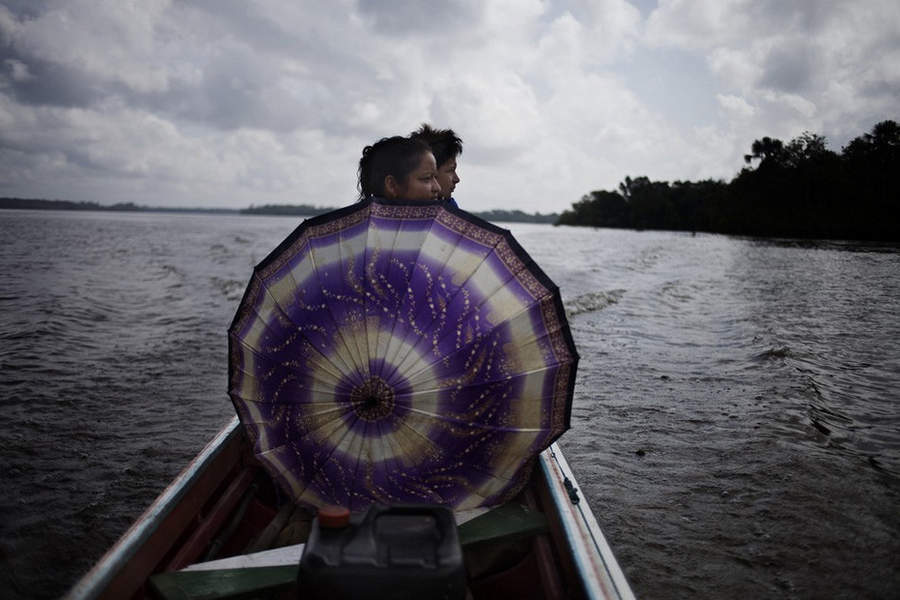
xmin=0 ymin=209 xmax=898 ymax=599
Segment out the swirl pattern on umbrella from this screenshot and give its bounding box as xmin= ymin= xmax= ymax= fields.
xmin=228 ymin=199 xmax=577 ymax=510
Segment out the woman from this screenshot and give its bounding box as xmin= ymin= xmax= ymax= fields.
xmin=357 ymin=136 xmax=442 ymax=202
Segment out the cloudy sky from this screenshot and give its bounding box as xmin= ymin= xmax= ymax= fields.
xmin=1 ymin=0 xmax=898 ymax=213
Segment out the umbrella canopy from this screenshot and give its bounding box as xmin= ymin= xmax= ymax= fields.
xmin=228 ymin=198 xmax=578 ymax=511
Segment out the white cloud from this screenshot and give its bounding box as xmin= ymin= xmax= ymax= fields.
xmin=645 ymin=0 xmax=900 ymax=151
xmin=16 ymin=0 xmax=172 ymax=94
xmin=3 ymin=58 xmax=31 ymax=81
xmin=717 ymin=94 xmax=756 ymax=119
xmin=0 ymin=0 xmax=897 ymax=212
xmin=645 ymin=0 xmax=739 ymax=48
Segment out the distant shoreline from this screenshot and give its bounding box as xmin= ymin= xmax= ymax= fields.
xmin=0 ymin=197 xmax=559 ymax=224
xmin=0 ymin=197 xmax=240 ymax=215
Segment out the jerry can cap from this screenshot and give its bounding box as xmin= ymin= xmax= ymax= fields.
xmin=318 ymin=505 xmax=351 ymax=528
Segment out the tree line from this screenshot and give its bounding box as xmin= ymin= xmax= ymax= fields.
xmin=1 ymin=199 xmax=557 ymax=224
xmin=470 ymin=209 xmax=559 ymax=223
xmin=0 ymin=198 xmax=236 ymax=214
xmin=556 ymin=120 xmax=900 ymax=241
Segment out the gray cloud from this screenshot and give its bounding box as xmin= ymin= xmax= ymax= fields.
xmin=0 ymin=0 xmax=897 ymax=211
xmin=1 ymin=53 xmax=107 ymax=107
xmin=0 ymin=0 xmax=43 ymax=20
xmin=0 ymin=1 xmax=388 ymax=134
xmin=758 ymin=43 xmax=815 ymax=94
xmin=748 ymin=0 xmax=845 ymax=32
xmin=355 ymin=0 xmax=482 ymax=36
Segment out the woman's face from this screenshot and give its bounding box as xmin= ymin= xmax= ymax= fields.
xmin=393 ymin=152 xmax=442 ymax=202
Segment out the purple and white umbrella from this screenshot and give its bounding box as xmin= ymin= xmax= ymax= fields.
xmin=228 ymin=198 xmax=578 ymax=511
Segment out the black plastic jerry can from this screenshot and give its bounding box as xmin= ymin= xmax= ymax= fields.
xmin=297 ymin=503 xmax=466 ymax=600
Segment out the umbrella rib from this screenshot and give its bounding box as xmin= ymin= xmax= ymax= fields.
xmin=230 ymin=366 xmax=343 ymax=400
xmin=393 ymin=416 xmax=446 ymax=462
xmin=393 ymin=222 xmax=570 ymax=390
xmin=362 ymin=218 xmax=403 ymax=386
xmin=369 ymin=419 xmax=401 ymax=505
xmin=231 ymin=388 xmax=356 ymax=409
xmin=374 ymin=238 xmax=442 ymax=380
xmin=260 ymin=408 xmax=362 ymax=506
xmin=229 ymin=336 xmax=344 ymax=382
xmin=403 ymin=407 xmax=544 ymax=432
xmin=342 ymin=419 xmax=370 ymax=509
xmin=424 ymin=290 xmax=552 ymax=385
xmin=306 ymin=242 xmax=368 ymax=382
xmin=361 ymin=232 xmax=379 ymax=381
xmin=405 ymin=362 xmax=567 ymax=392
xmin=233 ymin=403 xmax=347 ymax=427
xmin=382 ymin=228 xmax=507 ymax=384
xmin=369 ymin=212 xmax=445 ymax=381
xmin=338 ymin=226 xmax=372 ymax=379
xmin=230 ymin=334 xmax=346 ymax=389
xmin=401 ymin=290 xmax=569 ymax=387
xmin=363 ymin=216 xmax=404 ymax=374
xmin=242 ymin=279 xmax=356 ymax=380
xmin=402 ymin=325 xmax=570 ymax=388
xmin=371 ymin=218 xmax=423 ymax=383
xmin=303 ymin=411 xmax=365 ymax=506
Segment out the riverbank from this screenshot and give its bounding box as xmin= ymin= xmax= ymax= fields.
xmin=0 ymin=198 xmax=557 ymax=224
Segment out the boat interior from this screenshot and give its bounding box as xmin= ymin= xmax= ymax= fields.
xmin=94 ymin=424 xmax=592 ymax=600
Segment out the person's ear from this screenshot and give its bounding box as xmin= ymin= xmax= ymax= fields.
xmin=384 ymin=175 xmax=401 ymax=199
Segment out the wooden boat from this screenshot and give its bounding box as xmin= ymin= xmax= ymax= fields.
xmin=65 ymin=417 xmax=635 ymax=600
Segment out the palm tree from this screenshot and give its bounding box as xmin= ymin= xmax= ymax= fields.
xmin=743 ymin=136 xmax=785 ymax=166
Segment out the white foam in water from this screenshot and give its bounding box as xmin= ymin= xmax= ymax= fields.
xmin=564 ymin=289 xmax=625 ymax=318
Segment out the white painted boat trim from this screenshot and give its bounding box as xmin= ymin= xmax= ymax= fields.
xmin=454 ymin=506 xmax=491 ymax=525
xmin=64 ymin=417 xmax=242 ymax=600
xmin=182 ymin=543 xmax=305 ymax=571
xmin=539 ymin=443 xmax=636 ymax=600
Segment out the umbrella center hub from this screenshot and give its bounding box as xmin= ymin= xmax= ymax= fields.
xmin=350 ymin=377 xmax=395 ymax=421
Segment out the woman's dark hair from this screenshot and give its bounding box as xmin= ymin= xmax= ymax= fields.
xmin=357 ymin=136 xmax=433 ymax=200
xmin=409 ymin=123 xmax=463 ymax=168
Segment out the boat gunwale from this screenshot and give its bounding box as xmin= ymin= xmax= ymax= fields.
xmin=539 ymin=443 xmax=636 ymax=600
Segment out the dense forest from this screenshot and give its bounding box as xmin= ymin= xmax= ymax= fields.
xmin=557 ymin=120 xmax=900 ymax=241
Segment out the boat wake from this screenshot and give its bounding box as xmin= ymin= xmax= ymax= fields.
xmin=753 ymin=345 xmax=793 ymax=361
xmin=564 ymin=290 xmax=624 ymax=319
